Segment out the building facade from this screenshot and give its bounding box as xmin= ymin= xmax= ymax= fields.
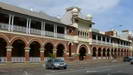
xmin=0 ymin=2 xmax=132 ymax=63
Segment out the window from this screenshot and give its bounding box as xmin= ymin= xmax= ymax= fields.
xmin=14 ymin=16 xmax=27 ymax=27
xmin=92 ymin=34 xmax=96 ymax=40
xmin=57 ymin=26 xmax=64 ymax=34
xmin=45 ymin=23 xmax=54 ymax=32
xmin=0 ymin=13 xmax=9 ymax=24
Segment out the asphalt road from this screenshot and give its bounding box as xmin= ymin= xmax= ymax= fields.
xmin=0 ymin=62 xmax=133 ymax=75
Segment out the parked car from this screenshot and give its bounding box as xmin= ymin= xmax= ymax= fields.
xmin=123 ymin=56 xmax=133 ymax=62
xmin=130 ymin=59 xmax=133 ymax=64
xmin=45 ymin=58 xmax=67 ymax=69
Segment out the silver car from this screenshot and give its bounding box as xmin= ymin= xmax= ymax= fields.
xmin=130 ymin=59 xmax=133 ymax=64
xmin=45 ymin=58 xmax=67 ymax=69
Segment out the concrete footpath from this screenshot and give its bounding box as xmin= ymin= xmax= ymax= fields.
xmin=0 ymin=59 xmax=122 ymax=69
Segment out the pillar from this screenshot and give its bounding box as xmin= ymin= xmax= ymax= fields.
xmin=25 ymin=47 xmax=30 ymax=63
xmin=26 ymin=18 xmax=29 ymax=34
xmin=53 ymin=48 xmax=57 ymax=57
xmin=101 ymin=50 xmax=103 ymax=59
xmin=11 ymin=15 xmax=14 ymax=32
xmin=28 ymin=18 xmax=31 ymax=34
xmin=96 ymin=50 xmax=98 ymax=58
xmin=8 ymin=14 xmax=12 ymax=31
xmin=54 ymin=25 xmax=57 ymax=37
xmin=6 ymin=46 xmax=12 ymax=63
xmin=41 ymin=21 xmax=45 ymax=36
xmin=40 ymin=48 xmax=44 ymax=63
xmin=63 ymin=50 xmax=67 ymax=57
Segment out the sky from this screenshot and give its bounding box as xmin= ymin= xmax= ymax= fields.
xmin=0 ymin=0 xmax=133 ymax=32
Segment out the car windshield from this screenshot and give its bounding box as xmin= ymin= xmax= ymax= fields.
xmin=54 ymin=59 xmax=64 ymax=62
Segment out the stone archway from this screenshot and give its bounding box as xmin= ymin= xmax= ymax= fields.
xmin=79 ymin=46 xmax=87 ymax=61
xmin=103 ymin=48 xmax=106 ymax=57
xmin=56 ymin=44 xmax=65 ymax=57
xmin=30 ymin=41 xmax=40 ymax=57
xmin=121 ymin=49 xmax=123 ymax=57
xmin=44 ymin=43 xmax=53 ymax=57
xmin=12 ymin=39 xmax=25 ymax=62
xmin=118 ymin=49 xmax=120 ymax=57
xmin=29 ymin=41 xmax=41 ymax=62
xmin=98 ymin=48 xmax=102 ymax=57
xmin=107 ymin=48 xmax=110 ymax=59
xmin=0 ymin=38 xmax=7 ymax=57
xmin=12 ymin=39 xmax=25 ymax=57
xmin=92 ymin=47 xmax=97 ymax=57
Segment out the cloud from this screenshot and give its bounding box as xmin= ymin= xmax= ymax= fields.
xmin=0 ymin=0 xmax=121 ymax=16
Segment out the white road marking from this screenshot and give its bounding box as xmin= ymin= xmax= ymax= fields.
xmin=23 ymin=71 xmax=31 ymax=75
xmin=86 ymin=70 xmax=98 ymax=73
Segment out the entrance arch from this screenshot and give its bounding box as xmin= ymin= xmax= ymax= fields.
xmin=44 ymin=43 xmax=53 ymax=57
xmin=12 ymin=39 xmax=25 ymax=57
xmin=118 ymin=49 xmax=120 ymax=57
xmin=30 ymin=41 xmax=40 ymax=57
xmin=107 ymin=49 xmax=110 ymax=57
xmin=12 ymin=39 xmax=25 ymax=62
xmin=0 ymin=38 xmax=7 ymax=57
xmin=107 ymin=49 xmax=110 ymax=59
xmin=56 ymin=44 xmax=65 ymax=57
xmin=92 ymin=47 xmax=97 ymax=57
xmin=103 ymin=48 xmax=106 ymax=57
xmin=68 ymin=43 xmax=72 ymax=57
xmin=79 ymin=47 xmax=86 ymax=60
xmin=98 ymin=48 xmax=101 ymax=57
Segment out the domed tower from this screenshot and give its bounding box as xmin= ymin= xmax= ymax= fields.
xmin=61 ymin=7 xmax=81 ymax=28
xmin=86 ymin=14 xmax=93 ymax=21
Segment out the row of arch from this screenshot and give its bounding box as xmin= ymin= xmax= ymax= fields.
xmin=0 ymin=38 xmax=65 ymax=58
xmin=92 ymin=47 xmax=129 ymax=58
xmin=0 ymin=34 xmax=66 ymax=48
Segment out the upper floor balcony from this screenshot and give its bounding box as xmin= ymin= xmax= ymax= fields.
xmin=0 ymin=23 xmax=67 ymax=39
xmin=91 ymin=39 xmax=131 ymax=48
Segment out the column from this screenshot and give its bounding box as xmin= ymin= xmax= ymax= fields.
xmin=96 ymin=50 xmax=98 ymax=58
xmin=65 ymin=27 xmax=67 ymax=38
xmin=108 ymin=51 xmax=111 ymax=59
xmin=101 ymin=36 xmax=103 ymax=44
xmin=54 ymin=25 xmax=57 ymax=37
xmin=101 ymin=50 xmax=103 ymax=59
xmin=11 ymin=15 xmax=14 ymax=32
xmin=96 ymin=35 xmax=98 ymax=40
xmin=6 ymin=46 xmax=13 ymax=63
xmin=53 ymin=48 xmax=57 ymax=58
xmin=8 ymin=14 xmax=12 ymax=31
xmin=40 ymin=48 xmax=44 ymax=63
xmin=28 ymin=18 xmax=31 ymax=34
xmin=63 ymin=50 xmax=67 ymax=57
xmin=41 ymin=21 xmax=45 ymax=36
xmin=26 ymin=18 xmax=29 ymax=34
xmin=105 ymin=51 xmax=107 ymax=59
xmin=25 ymin=47 xmax=30 ymax=63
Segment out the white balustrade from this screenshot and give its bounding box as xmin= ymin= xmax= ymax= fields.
xmin=30 ymin=57 xmax=40 ymax=63
xmin=13 ymin=25 xmax=26 ymax=33
xmin=12 ymin=57 xmax=25 ymax=63
xmin=57 ymin=33 xmax=65 ymax=38
xmin=45 ymin=31 xmax=54 ymax=37
xmin=0 ymin=57 xmax=7 ymax=63
xmin=30 ymin=28 xmax=41 ymax=35
xmin=0 ymin=23 xmax=8 ymax=30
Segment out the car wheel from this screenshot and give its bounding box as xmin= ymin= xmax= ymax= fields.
xmin=64 ymin=67 xmax=67 ymax=69
xmin=51 ymin=66 xmax=55 ymax=70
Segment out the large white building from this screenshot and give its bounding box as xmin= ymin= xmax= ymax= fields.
xmin=0 ymin=2 xmax=132 ymax=63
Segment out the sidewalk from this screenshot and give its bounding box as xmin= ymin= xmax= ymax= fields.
xmin=0 ymin=59 xmax=123 ymax=69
